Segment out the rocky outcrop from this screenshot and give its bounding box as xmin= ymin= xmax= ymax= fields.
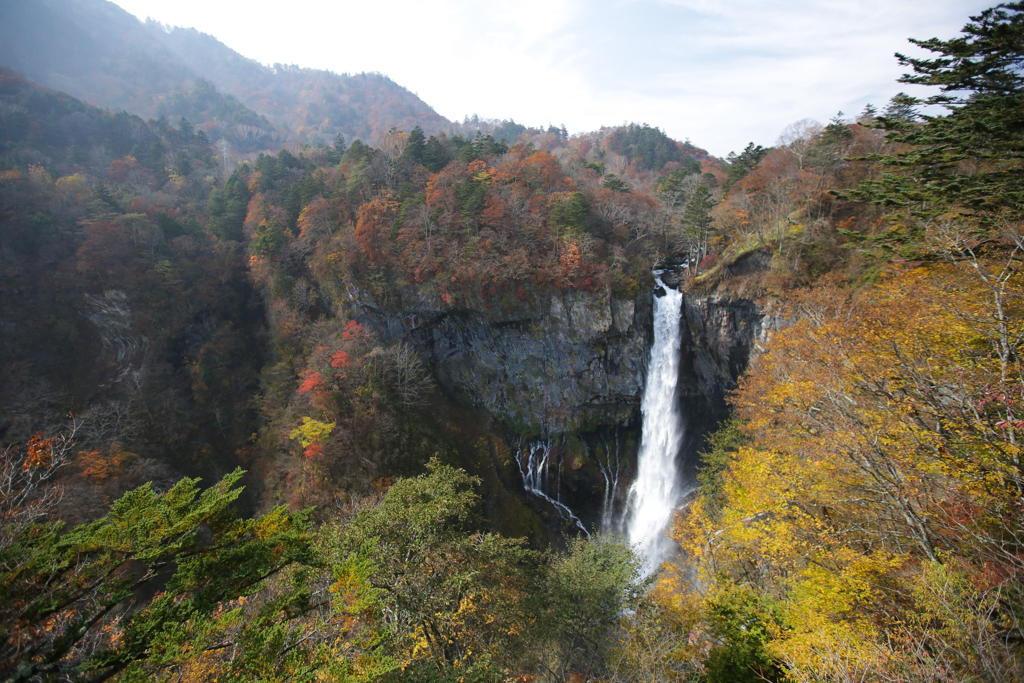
xmin=674 ymin=293 xmax=775 ymax=477
xmin=354 ymin=288 xmax=653 ymax=436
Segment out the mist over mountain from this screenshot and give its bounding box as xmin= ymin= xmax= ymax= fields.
xmin=0 ymin=0 xmax=453 ymax=152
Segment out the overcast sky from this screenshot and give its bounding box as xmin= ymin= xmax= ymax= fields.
xmin=111 ymin=0 xmax=991 ymax=157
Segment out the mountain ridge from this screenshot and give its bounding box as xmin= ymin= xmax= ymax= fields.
xmin=0 ymin=0 xmax=453 ymax=150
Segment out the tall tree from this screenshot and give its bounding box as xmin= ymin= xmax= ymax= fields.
xmin=327 ymin=460 xmax=541 ymax=679
xmin=724 ymin=142 xmax=768 ymax=192
xmin=851 ymin=2 xmax=1024 ymax=221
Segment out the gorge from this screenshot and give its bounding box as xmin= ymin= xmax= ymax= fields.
xmin=349 ymin=256 xmax=769 ymax=552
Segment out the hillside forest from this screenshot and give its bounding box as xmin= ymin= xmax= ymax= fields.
xmin=2 ymin=1 xmax=1024 ymax=682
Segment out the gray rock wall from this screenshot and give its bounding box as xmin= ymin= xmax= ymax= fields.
xmin=355 ymin=288 xmax=653 ymax=436
xmin=354 ymin=278 xmax=775 ymax=532
xmin=674 ymin=293 xmax=775 ymax=478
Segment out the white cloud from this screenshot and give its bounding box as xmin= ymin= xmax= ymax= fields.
xmin=112 ymin=0 xmax=993 ymax=156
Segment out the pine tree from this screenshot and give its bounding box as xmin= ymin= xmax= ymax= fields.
xmin=0 ymin=470 xmax=314 ymax=681
xmin=851 ymin=2 xmax=1024 ymax=221
xmin=402 ymin=125 xmax=425 ymax=166
xmin=723 ymin=142 xmax=768 ymax=192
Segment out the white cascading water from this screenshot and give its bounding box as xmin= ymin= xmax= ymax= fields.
xmin=625 ymin=272 xmax=685 ymax=572
xmin=516 ymin=440 xmax=589 ymax=535
xmin=595 ymin=435 xmax=621 ymax=532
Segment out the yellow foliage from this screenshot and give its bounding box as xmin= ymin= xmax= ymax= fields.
xmin=28 ymin=164 xmax=53 ymax=190
xmin=673 ymin=261 xmax=1024 ymax=681
xmin=289 ymin=416 xmax=335 ymax=448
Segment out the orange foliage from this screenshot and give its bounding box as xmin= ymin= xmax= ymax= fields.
xmin=353 ymin=196 xmax=399 ymax=265
xmin=492 ymin=147 xmax=572 ymax=193
xmin=297 ymin=196 xmax=334 ymax=241
xmin=559 ymin=239 xmax=582 ymax=272
xmin=24 ymin=433 xmax=54 ymax=469
xmin=78 ymin=445 xmax=138 ymax=481
xmin=342 ymin=320 xmax=366 ymax=342
xmin=297 ymin=370 xmax=326 ymax=394
xmin=243 ymin=194 xmax=287 ymax=238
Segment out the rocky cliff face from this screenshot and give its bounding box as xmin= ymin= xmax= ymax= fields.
xmin=353 ymin=277 xmax=771 ymax=534
xmin=355 ymin=288 xmax=653 ymax=437
xmin=674 ymin=292 xmax=774 ymax=479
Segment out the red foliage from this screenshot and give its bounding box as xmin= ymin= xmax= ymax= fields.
xmin=107 ymin=155 xmax=141 ymax=184
xmin=330 ymin=350 xmax=350 ymax=368
xmin=342 ymin=320 xmax=366 ymax=341
xmin=479 ymin=194 xmax=509 ymax=230
xmin=298 ymin=370 xmax=325 ymax=394
xmin=77 ymin=220 xmax=136 ymax=278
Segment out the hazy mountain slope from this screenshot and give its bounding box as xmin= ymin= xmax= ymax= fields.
xmin=145 ymin=23 xmax=453 ymax=144
xmin=0 ymin=0 xmax=194 ymax=115
xmin=0 ymin=0 xmax=452 ymax=148
xmin=0 ymin=0 xmax=277 ymax=152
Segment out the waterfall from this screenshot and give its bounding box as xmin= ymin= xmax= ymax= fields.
xmin=625 ymin=272 xmax=685 ymax=572
xmin=516 ymin=440 xmax=589 ymax=535
xmin=595 ymin=434 xmax=621 ymax=532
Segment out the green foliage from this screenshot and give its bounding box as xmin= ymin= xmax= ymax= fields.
xmin=208 ymin=171 xmax=252 ymax=241
xmin=850 ymin=2 xmax=1024 ymax=222
xmin=401 ymin=126 xmax=426 ymax=167
xmin=724 ymin=142 xmax=768 ymax=192
xmin=657 ymin=170 xmax=695 ymax=206
xmin=0 ymin=68 xmax=165 ymax=170
xmin=326 ymin=133 xmax=348 ymax=164
xmin=156 ymin=79 xmax=274 ymax=153
xmin=683 ymin=182 xmax=717 ymax=242
xmin=602 ymin=174 xmax=629 ymax=193
xmin=607 ymin=123 xmax=698 ymax=172
xmin=610 ymin=256 xmax=652 ymax=299
xmin=696 ymin=417 xmax=748 ymax=514
xmin=343 ymin=139 xmax=374 ymax=165
xmin=250 ymin=228 xmax=285 ymax=257
xmin=455 ymin=171 xmax=489 ymax=224
xmin=422 ymin=133 xmax=457 ymax=172
xmin=0 ymin=470 xmax=315 ymax=681
xmin=492 ymin=119 xmax=527 ymax=144
xmin=542 ymin=535 xmax=649 ymax=679
xmin=704 ymin=584 xmax=785 ymax=683
xmin=328 ymin=459 xmax=541 ymax=676
xmin=457 ymin=133 xmax=509 ymax=164
xmin=549 ymin=191 xmax=590 ymax=236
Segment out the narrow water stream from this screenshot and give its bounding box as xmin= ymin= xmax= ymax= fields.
xmin=516 ymin=439 xmax=589 ymax=535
